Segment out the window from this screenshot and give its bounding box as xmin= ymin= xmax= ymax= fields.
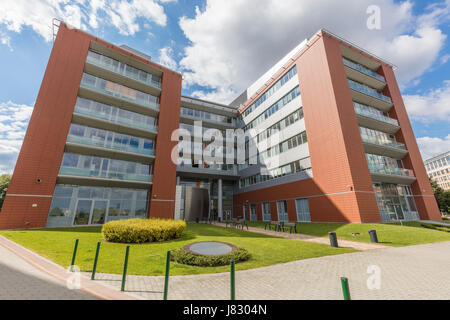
xmin=262 ymin=202 xmax=271 ymax=221
xmin=276 ymin=200 xmax=289 ymax=222
xmin=295 ymin=198 xmax=311 ymax=222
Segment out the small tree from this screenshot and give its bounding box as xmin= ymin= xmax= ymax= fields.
xmin=0 ymin=174 xmax=12 ymax=211
xmin=429 ymin=178 xmax=450 ymax=215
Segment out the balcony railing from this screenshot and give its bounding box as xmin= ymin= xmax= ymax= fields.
xmin=80 ymin=74 xmax=160 ymax=111
xmin=343 ymin=58 xmax=385 ymax=82
xmin=86 ymin=52 xmax=162 ymax=89
xmin=178 ymin=164 xmax=237 ymax=174
xmin=59 ymin=167 xmax=152 ymax=183
xmin=354 ymin=103 xmax=398 ymax=126
xmin=348 ymin=80 xmax=392 ymax=104
xmin=73 ymin=105 xmax=158 ymax=133
xmin=368 ymin=164 xmax=414 ymax=177
xmin=361 ymin=134 xmax=406 ymax=150
xmin=66 ymin=134 xmax=155 ymax=157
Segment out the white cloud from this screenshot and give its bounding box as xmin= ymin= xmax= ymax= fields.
xmin=178 ymin=0 xmax=450 ymax=103
xmin=404 ymin=80 xmax=450 ymax=123
xmin=158 ymin=46 xmax=177 ymax=70
xmin=0 ymin=101 xmax=33 ymax=174
xmin=417 ymin=134 xmax=450 ymax=160
xmin=0 ymin=31 xmax=12 ymax=51
xmin=0 ymin=0 xmax=169 ymax=42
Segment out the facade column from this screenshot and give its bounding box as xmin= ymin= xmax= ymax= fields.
xmin=218 ymin=178 xmax=223 ymax=221
xmin=176 ymin=176 xmax=180 ymax=185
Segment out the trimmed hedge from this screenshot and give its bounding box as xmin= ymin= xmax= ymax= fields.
xmin=171 ymin=247 xmax=250 ymax=267
xmin=102 ymin=218 xmax=186 ymax=243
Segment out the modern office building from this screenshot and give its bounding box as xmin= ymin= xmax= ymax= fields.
xmin=0 ymin=23 xmax=441 ymax=229
xmin=425 ymin=151 xmax=450 ymax=191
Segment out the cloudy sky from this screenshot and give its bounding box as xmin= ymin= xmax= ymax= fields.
xmin=0 ymin=0 xmax=449 ymax=174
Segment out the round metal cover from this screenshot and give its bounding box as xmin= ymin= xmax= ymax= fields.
xmin=185 ymin=241 xmax=236 ymax=256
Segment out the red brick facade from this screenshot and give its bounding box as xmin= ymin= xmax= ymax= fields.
xmin=0 ymin=24 xmax=182 ymax=229
xmin=234 ymin=31 xmax=441 ymax=223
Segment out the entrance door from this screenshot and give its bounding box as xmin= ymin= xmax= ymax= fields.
xmin=74 ymin=200 xmax=92 ymax=225
xmin=90 ymin=200 xmax=108 ymax=225
xmin=74 ymin=199 xmax=108 ymax=226
xmin=250 ymin=204 xmax=257 ymax=221
xmin=394 ymin=204 xmax=404 ymax=220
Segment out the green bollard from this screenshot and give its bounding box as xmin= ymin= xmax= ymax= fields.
xmin=163 ymin=251 xmax=171 ymax=300
xmin=230 ymin=259 xmax=235 ymax=300
xmin=70 ymin=239 xmax=79 ymax=272
xmin=121 ymin=246 xmax=130 ymax=292
xmin=341 ymin=277 xmax=351 ymax=300
xmin=91 ymin=242 xmax=101 ymax=280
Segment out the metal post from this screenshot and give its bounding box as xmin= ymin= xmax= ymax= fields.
xmin=121 ymin=246 xmax=130 ymax=292
xmin=341 ymin=277 xmax=351 ymax=300
xmin=91 ymin=242 xmax=101 ymax=280
xmin=329 ymin=232 xmax=339 ymax=248
xmin=230 ymin=259 xmax=235 ymax=300
xmin=70 ymin=239 xmax=79 ymax=272
xmin=163 ymin=251 xmax=171 ymax=300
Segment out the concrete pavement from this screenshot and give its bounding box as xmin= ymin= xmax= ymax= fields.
xmin=87 ymin=241 xmax=450 ymax=300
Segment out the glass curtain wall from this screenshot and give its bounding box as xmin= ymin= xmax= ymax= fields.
xmin=47 ymin=185 xmax=148 ymax=227
xmin=373 ymin=183 xmax=419 ymax=221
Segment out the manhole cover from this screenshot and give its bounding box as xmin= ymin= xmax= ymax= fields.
xmin=185 ymin=241 xmax=237 ymax=256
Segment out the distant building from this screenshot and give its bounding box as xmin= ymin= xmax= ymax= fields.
xmin=425 ymin=151 xmax=450 ymax=191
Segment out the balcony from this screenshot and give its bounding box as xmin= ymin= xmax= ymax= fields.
xmin=354 ymin=103 xmax=399 ymax=134
xmin=361 ymin=133 xmax=407 ymax=159
xmin=86 ymin=52 xmax=162 ymax=89
xmin=65 ymin=134 xmax=155 ymax=163
xmin=368 ymin=164 xmax=416 ymax=185
xmin=177 ymin=164 xmax=239 ymax=180
xmin=73 ymin=105 xmax=158 ymax=139
xmin=348 ymin=80 xmax=393 ymax=111
xmin=58 ymin=167 xmax=152 ymax=189
xmin=79 ymin=74 xmax=160 ymax=116
xmin=343 ymin=58 xmax=386 ymax=90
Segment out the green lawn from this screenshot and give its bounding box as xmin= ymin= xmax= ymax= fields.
xmin=0 ymin=223 xmax=354 ymax=276
xmin=246 ymin=221 xmax=450 ymax=247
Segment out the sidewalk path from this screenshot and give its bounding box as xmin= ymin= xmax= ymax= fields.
xmin=213 ymin=223 xmax=390 ymax=251
xmin=87 ymin=241 xmax=450 ymax=300
xmin=420 ymin=220 xmax=450 ymax=227
xmin=0 ymin=235 xmax=139 ymax=300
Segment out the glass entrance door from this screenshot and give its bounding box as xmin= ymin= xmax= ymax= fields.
xmin=250 ymin=204 xmax=257 ymax=221
xmin=74 ymin=199 xmax=109 ymax=226
xmin=74 ymin=200 xmax=92 ymax=225
xmin=394 ymin=204 xmax=404 ymax=220
xmin=91 ymin=200 xmax=108 ymax=225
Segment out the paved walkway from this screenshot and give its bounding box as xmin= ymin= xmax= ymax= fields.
xmin=87 ymin=241 xmax=450 ymax=300
xmin=213 ymin=222 xmax=390 ymax=251
xmin=0 ymin=235 xmax=139 ymax=300
xmin=420 ymin=220 xmax=450 ymax=227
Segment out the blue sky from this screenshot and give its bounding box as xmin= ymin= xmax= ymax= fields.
xmin=0 ymin=0 xmax=449 ymax=174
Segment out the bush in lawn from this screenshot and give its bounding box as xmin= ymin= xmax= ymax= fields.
xmin=102 ymin=218 xmax=186 ymax=243
xmin=171 ymin=247 xmax=250 ymax=267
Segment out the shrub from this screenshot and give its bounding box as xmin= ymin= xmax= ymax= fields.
xmin=102 ymin=218 xmax=186 ymax=243
xmin=171 ymin=247 xmax=250 ymax=267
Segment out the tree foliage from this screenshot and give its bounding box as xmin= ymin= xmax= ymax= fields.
xmin=429 ymin=178 xmax=450 ymax=215
xmin=0 ymin=174 xmax=11 ymax=211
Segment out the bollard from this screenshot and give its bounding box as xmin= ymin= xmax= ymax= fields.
xmin=121 ymin=246 xmax=130 ymax=292
xmin=163 ymin=251 xmax=171 ymax=300
xmin=70 ymin=239 xmax=79 ymax=272
xmin=230 ymin=259 xmax=235 ymax=300
xmin=328 ymin=232 xmax=338 ymax=248
xmin=340 ymin=277 xmax=351 ymax=300
xmin=368 ymin=230 xmax=378 ymax=243
xmin=91 ymin=242 xmax=101 ymax=280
